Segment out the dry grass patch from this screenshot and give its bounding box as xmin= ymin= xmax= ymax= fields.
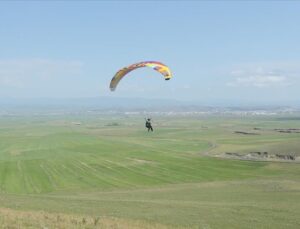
xmin=0 ymin=207 xmax=183 ymax=229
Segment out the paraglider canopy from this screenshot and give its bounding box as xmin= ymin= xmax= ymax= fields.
xmin=110 ymin=61 xmax=172 ymax=91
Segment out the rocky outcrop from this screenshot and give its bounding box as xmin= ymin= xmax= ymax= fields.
xmin=224 ymin=151 xmax=297 ymax=161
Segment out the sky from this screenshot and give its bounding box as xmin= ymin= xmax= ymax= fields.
xmin=0 ymin=1 xmax=300 ymax=106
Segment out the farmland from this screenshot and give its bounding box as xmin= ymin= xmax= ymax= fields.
xmin=0 ymin=113 xmax=299 ymax=228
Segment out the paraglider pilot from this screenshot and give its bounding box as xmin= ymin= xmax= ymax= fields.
xmin=145 ymin=118 xmax=153 ymax=132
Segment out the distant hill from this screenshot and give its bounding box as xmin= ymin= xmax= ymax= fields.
xmin=0 ymin=97 xmax=299 ymax=113
xmin=0 ymin=97 xmax=182 ymax=109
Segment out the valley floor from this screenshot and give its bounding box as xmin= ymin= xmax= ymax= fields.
xmin=0 ymin=114 xmax=299 ymax=228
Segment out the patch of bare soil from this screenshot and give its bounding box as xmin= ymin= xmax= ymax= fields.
xmin=128 ymin=158 xmax=156 ymax=165
xmin=9 ymin=149 xmax=22 ymax=156
xmin=274 ymin=128 xmax=300 ymax=133
xmin=234 ymin=131 xmax=260 ymax=135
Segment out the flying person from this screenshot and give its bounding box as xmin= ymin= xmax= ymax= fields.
xmin=145 ymin=118 xmax=153 ymax=132
xmin=109 ymin=61 xmax=172 ymax=133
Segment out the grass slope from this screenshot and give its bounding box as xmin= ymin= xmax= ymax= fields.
xmin=0 ymin=115 xmax=299 ymax=228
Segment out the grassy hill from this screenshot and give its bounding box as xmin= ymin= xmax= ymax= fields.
xmin=0 ymin=114 xmax=299 ymax=228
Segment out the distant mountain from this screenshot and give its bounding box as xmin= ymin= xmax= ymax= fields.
xmin=0 ymin=97 xmax=299 ymax=111
xmin=0 ymin=97 xmax=182 ymax=109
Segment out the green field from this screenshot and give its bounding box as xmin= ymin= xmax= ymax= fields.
xmin=0 ymin=114 xmax=299 ymax=228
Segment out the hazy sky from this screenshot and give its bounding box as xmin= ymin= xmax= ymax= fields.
xmin=0 ymin=1 xmax=300 ymax=105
